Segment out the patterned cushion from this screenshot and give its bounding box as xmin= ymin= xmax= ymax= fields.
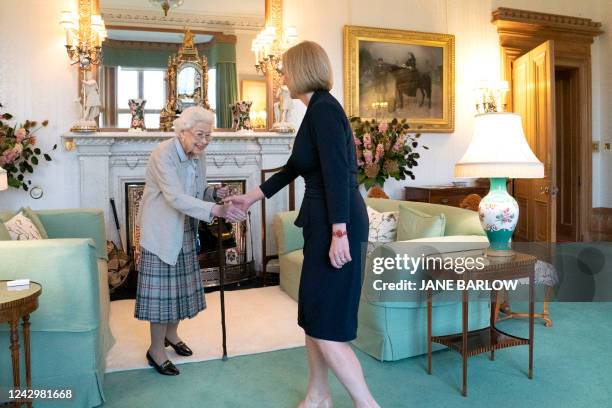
xmin=3 ymin=208 xmax=48 ymax=240
xmin=367 ymin=206 xmax=399 ymax=243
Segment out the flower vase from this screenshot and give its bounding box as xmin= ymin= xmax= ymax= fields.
xmin=128 ymin=99 xmax=146 ymax=132
xmin=231 ymin=100 xmax=253 ymax=133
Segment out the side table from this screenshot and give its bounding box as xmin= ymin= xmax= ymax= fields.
xmin=426 ymin=253 xmax=536 ymax=396
xmin=0 ymin=281 xmax=42 ymax=408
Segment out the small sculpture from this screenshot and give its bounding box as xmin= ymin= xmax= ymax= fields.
xmin=159 ymin=97 xmax=177 ymax=131
xmin=231 ymin=100 xmax=253 ymax=133
xmin=71 ymin=69 xmax=101 ymax=132
xmin=128 ymin=99 xmax=147 ymax=132
xmin=272 ymin=85 xmax=295 ymax=133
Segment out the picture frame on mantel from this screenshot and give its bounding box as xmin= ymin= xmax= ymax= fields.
xmin=343 ymin=25 xmax=455 ymax=133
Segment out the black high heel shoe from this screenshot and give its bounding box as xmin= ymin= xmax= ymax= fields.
xmin=165 ymin=338 xmax=193 ymax=356
xmin=146 ymin=351 xmax=180 ymax=376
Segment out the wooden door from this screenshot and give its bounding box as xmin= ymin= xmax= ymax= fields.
xmin=555 ymin=69 xmax=580 ymax=242
xmin=512 ymin=40 xmax=557 ymax=242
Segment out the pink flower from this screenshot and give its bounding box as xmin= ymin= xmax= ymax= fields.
xmin=363 ymin=133 xmax=372 ymax=149
xmin=353 ymin=135 xmax=362 ymax=146
xmin=363 ymin=149 xmax=373 ymax=165
xmin=15 ymin=128 xmax=27 ymax=143
xmin=374 ymin=143 xmax=384 ymax=163
xmin=378 ymin=123 xmax=388 ymax=133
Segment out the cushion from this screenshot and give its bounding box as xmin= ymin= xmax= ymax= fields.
xmin=367 ymin=206 xmax=399 ymax=243
xmin=4 ymin=211 xmax=43 ymax=240
xmin=0 ymin=223 xmax=10 ymax=240
xmin=1 ymin=207 xmax=49 ymax=240
xmin=397 ymin=204 xmax=446 ymax=241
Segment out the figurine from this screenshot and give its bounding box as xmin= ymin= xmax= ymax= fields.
xmin=272 ymin=85 xmax=295 ymax=133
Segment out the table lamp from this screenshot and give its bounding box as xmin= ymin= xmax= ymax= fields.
xmin=455 ymin=112 xmax=544 ymax=256
xmin=0 ymin=166 xmax=8 ymax=191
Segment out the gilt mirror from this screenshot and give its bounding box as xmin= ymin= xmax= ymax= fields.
xmin=98 ymin=0 xmax=266 ymax=130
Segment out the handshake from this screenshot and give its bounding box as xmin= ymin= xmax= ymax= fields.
xmin=211 ymin=187 xmax=258 ymax=224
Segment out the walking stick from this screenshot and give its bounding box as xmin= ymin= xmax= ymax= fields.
xmin=217 ymin=216 xmax=228 ymax=361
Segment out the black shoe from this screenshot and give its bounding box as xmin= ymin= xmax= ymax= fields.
xmin=165 ymin=338 xmax=193 ymax=356
xmin=146 ymin=351 xmax=180 ymax=376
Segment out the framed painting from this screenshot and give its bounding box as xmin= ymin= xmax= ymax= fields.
xmin=344 ymin=25 xmax=455 ymax=132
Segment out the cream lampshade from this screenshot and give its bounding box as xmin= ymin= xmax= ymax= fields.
xmin=0 ymin=167 xmax=8 ymax=191
xmin=455 ymin=112 xmax=544 ymax=256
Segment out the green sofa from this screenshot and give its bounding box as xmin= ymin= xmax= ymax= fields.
xmin=0 ymin=209 xmax=114 ymax=407
xmin=272 ymin=198 xmax=492 ymax=361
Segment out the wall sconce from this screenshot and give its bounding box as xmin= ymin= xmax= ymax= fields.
xmin=252 ymin=24 xmax=298 ymax=75
xmin=474 ymin=80 xmax=509 ymax=114
xmin=60 ymin=0 xmax=107 ymax=70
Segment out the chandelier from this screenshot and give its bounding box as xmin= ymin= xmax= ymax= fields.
xmin=252 ymin=25 xmax=298 ymax=75
xmin=59 ymin=1 xmax=107 ymax=70
xmin=149 ymin=0 xmax=184 ymax=17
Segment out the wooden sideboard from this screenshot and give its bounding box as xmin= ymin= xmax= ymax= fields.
xmin=404 ymin=185 xmax=490 ymax=207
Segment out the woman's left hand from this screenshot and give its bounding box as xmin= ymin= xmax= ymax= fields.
xmin=329 ymin=227 xmax=351 ymax=269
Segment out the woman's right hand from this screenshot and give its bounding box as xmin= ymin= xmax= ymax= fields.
xmin=212 ymin=202 xmax=246 ymax=223
xmin=224 ymin=187 xmax=264 ymax=212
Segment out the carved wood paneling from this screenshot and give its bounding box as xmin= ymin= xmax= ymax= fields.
xmin=493 ymin=7 xmax=603 ymax=242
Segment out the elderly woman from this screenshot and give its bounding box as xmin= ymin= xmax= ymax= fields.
xmin=135 ymin=107 xmax=245 ymax=376
xmin=227 ymin=42 xmax=379 ymax=408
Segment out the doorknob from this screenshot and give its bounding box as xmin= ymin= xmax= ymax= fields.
xmin=540 ymin=186 xmax=550 ymax=194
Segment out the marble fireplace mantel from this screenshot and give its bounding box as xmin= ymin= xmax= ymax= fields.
xmin=61 ymin=130 xmax=301 ymax=272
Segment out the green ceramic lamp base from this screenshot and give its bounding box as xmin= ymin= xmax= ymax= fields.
xmin=478 ymin=178 xmax=519 ymax=257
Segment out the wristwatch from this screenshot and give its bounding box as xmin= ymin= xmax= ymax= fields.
xmin=332 ymin=230 xmax=348 ymax=238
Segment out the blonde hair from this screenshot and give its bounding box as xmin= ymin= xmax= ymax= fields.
xmin=282 ymin=41 xmax=333 ymax=94
xmin=173 ymin=106 xmax=215 ymax=134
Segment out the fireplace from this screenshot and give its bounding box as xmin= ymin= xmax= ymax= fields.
xmin=120 ymin=179 xmax=254 ymax=295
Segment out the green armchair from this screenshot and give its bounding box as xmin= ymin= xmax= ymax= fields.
xmin=272 ymin=198 xmax=491 ymax=361
xmin=0 ymin=209 xmax=114 ymax=407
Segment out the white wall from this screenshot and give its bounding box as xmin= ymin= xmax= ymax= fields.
xmin=0 ymin=0 xmax=609 ymax=211
xmin=0 ymin=0 xmax=80 ymax=211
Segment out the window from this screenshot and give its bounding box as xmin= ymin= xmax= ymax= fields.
xmin=115 ymin=66 xmax=217 ymax=129
xmin=116 ymin=67 xmax=165 ymax=129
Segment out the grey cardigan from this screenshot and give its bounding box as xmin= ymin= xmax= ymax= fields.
xmin=137 ymin=137 xmax=216 ymax=265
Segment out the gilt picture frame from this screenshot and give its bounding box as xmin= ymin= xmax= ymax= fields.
xmin=343 ymin=25 xmax=455 ymax=132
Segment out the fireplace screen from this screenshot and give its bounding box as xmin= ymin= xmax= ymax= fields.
xmin=124 ymin=180 xmax=253 ymax=290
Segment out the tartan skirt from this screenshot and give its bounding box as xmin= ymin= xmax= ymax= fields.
xmin=134 ymin=217 xmax=206 ymax=323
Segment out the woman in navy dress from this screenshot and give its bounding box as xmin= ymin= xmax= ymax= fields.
xmin=227 ymin=41 xmax=379 ymax=408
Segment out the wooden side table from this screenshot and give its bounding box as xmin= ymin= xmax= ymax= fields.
xmin=426 ymin=253 xmax=536 ymax=397
xmin=0 ymin=281 xmax=42 ymax=408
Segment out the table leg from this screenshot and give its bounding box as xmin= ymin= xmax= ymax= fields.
xmin=462 ymin=288 xmax=468 ymax=397
xmin=23 ymin=314 xmax=32 ymax=408
xmin=9 ymin=319 xmax=20 ymax=408
xmin=490 ymin=290 xmax=496 ymax=361
xmin=427 ymin=287 xmax=432 ymax=375
xmin=529 ymin=270 xmax=534 ymax=379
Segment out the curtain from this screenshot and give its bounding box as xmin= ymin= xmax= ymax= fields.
xmin=212 ymin=43 xmax=238 ymax=128
xmin=102 ymin=66 xmax=117 ymax=127
xmin=215 ymin=63 xmax=238 ymax=128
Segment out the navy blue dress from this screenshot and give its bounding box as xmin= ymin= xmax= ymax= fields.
xmin=260 ymin=90 xmax=368 ymax=342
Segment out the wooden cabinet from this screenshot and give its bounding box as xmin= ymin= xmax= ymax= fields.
xmin=404 ymin=185 xmax=490 ymax=208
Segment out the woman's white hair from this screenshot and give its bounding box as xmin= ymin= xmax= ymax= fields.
xmin=173 ymin=106 xmax=215 ymax=134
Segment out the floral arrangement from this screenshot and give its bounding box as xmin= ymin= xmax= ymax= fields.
xmin=350 ymin=117 xmax=427 ymax=190
xmin=0 ymin=103 xmax=56 ymax=191
xmin=231 ymin=100 xmax=253 ymax=131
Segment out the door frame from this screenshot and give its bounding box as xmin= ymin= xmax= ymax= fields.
xmin=492 ymin=7 xmax=603 ymax=242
